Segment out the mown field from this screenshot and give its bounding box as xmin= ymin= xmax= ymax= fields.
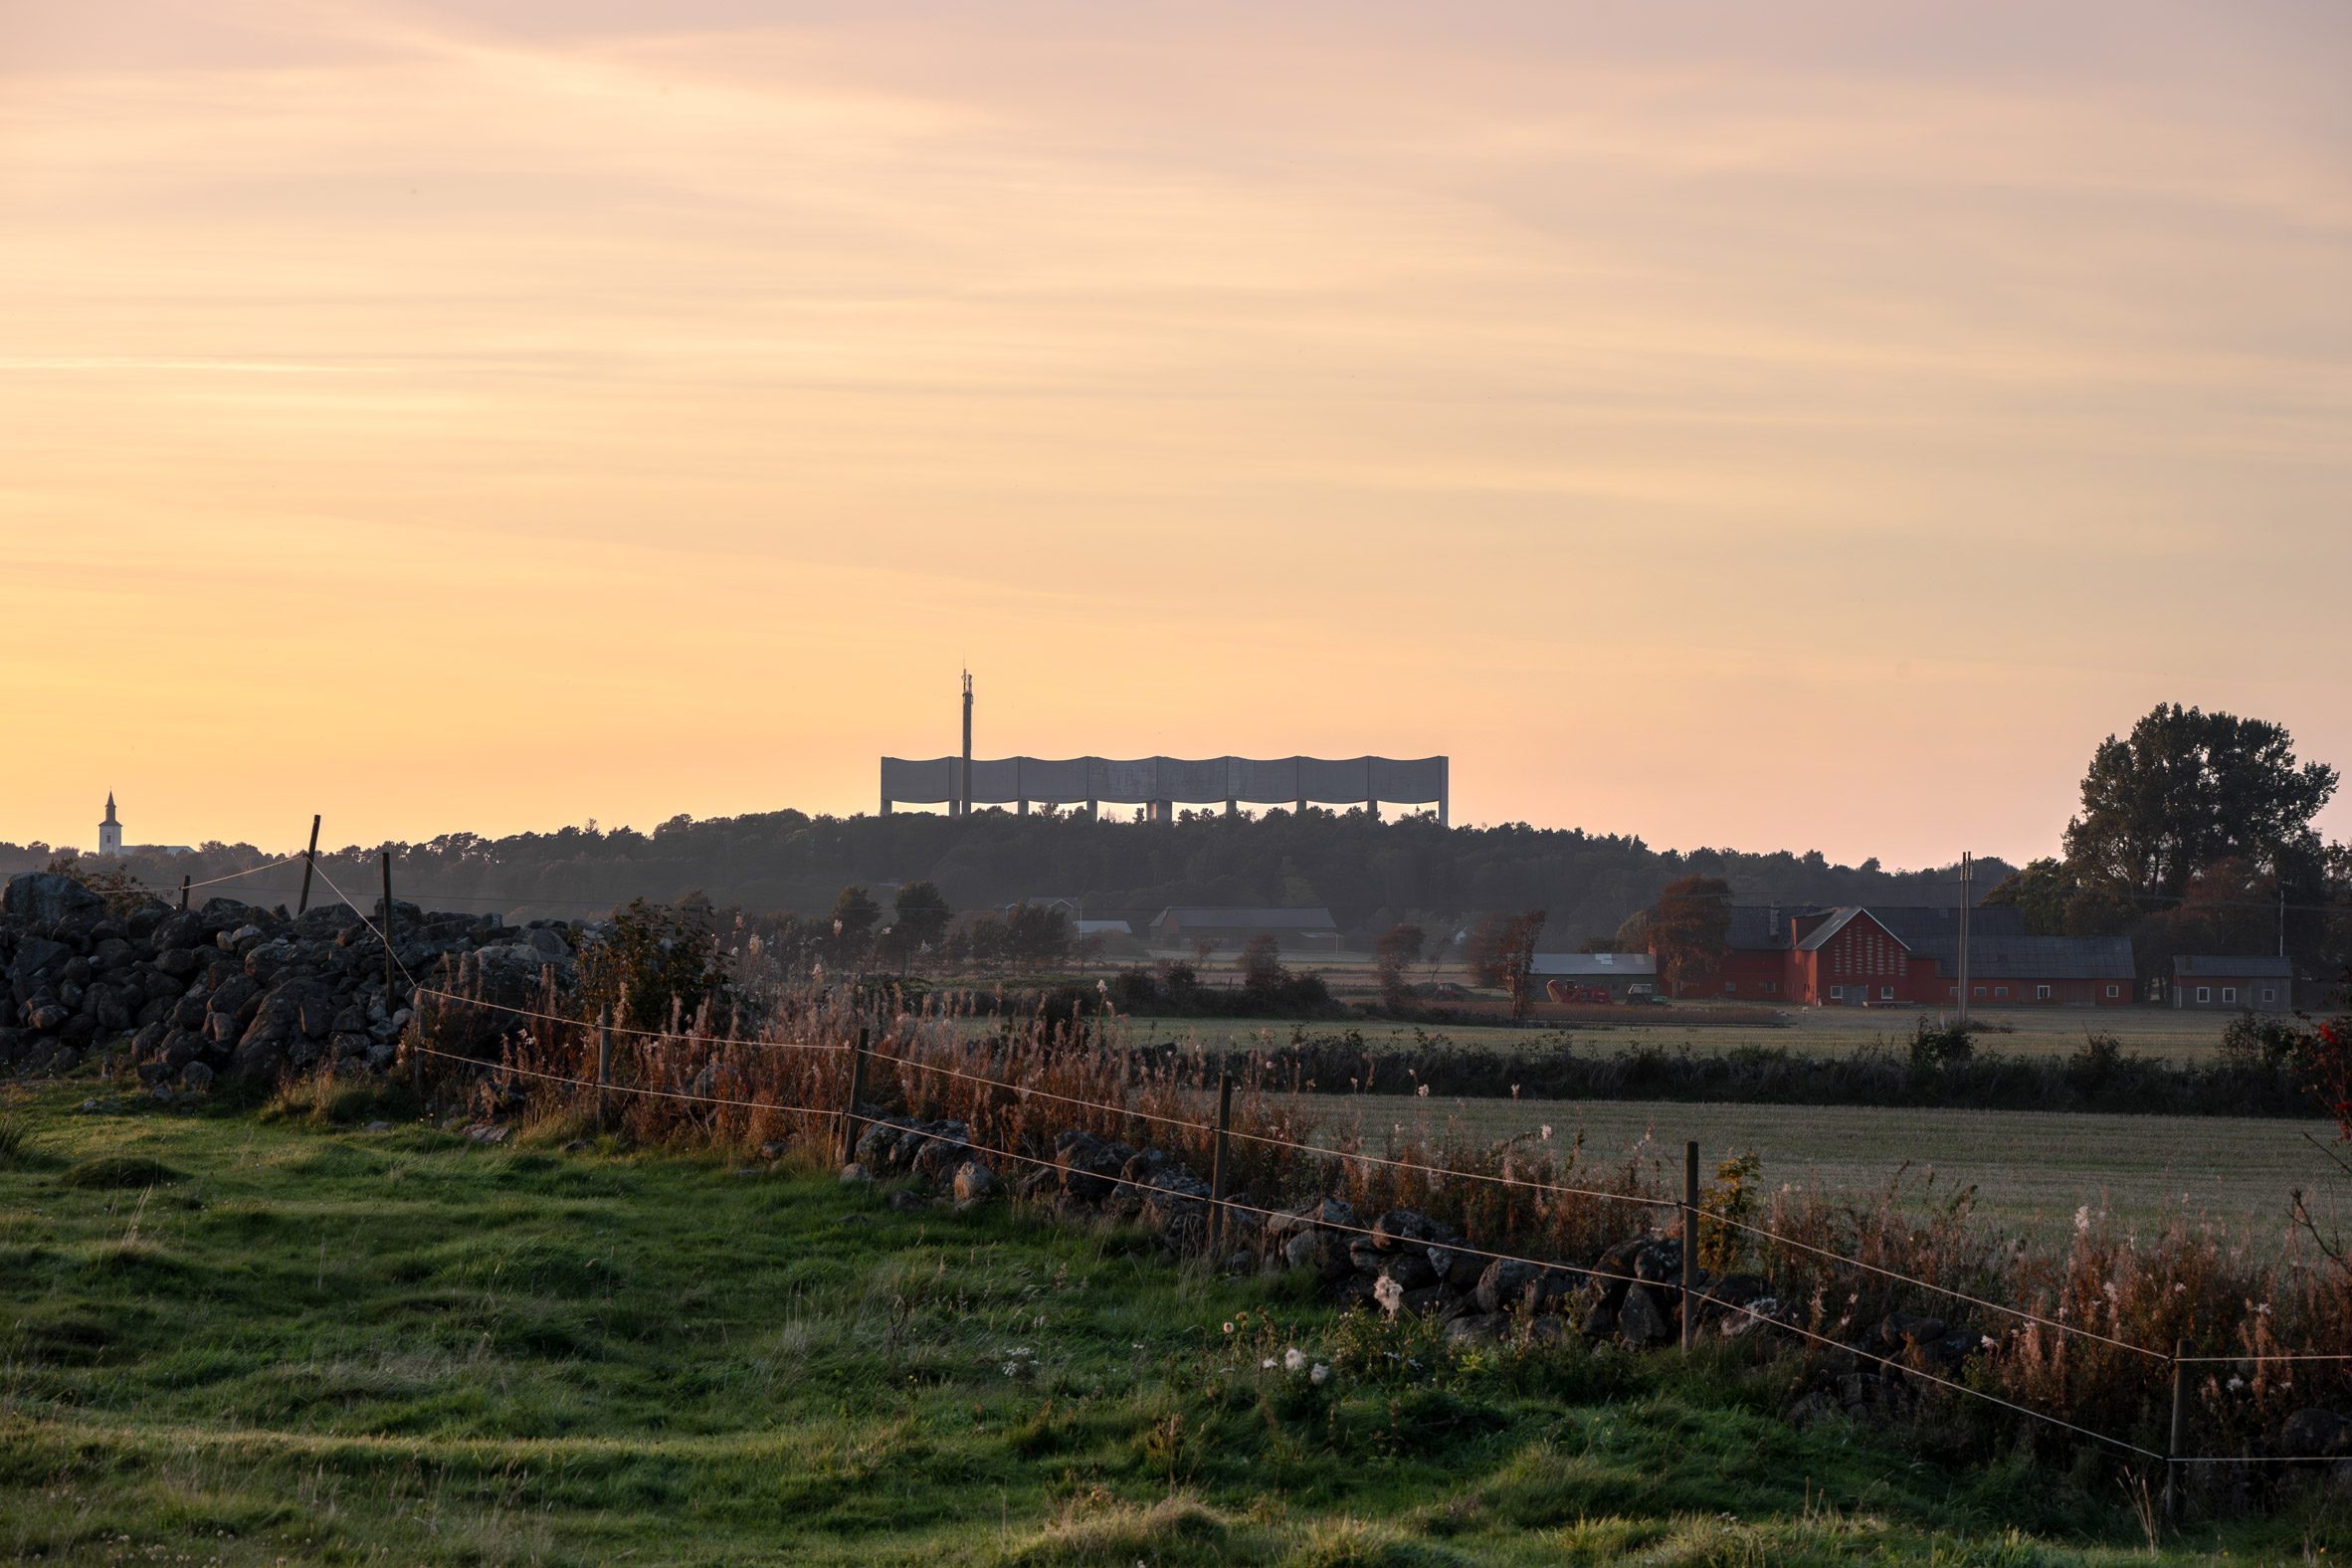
xmin=1148 ymin=1005 xmax=2240 ymax=1064
xmin=1279 ymin=1094 xmax=2345 ymax=1239
xmin=4 ymin=1078 xmax=2340 ymax=1565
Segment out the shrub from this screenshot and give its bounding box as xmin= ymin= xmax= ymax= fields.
xmin=1908 ymin=1019 xmax=1975 ymax=1071
xmin=62 ymin=1154 xmax=180 ymax=1189
xmin=1110 ymin=967 xmax=1159 ymax=1011
xmin=1696 ymin=1150 xmax=1762 ymax=1274
xmin=578 ymin=898 xmax=733 ymax=1034
xmin=2219 ymin=1009 xmax=2304 ymax=1071
xmin=2064 ymin=1031 xmax=2125 ymax=1093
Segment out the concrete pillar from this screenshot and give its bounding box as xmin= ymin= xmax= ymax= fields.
xmin=1294 ymin=797 xmax=1306 ymax=816
xmin=1018 ymin=799 xmax=1030 ymax=817
xmin=1367 ymin=798 xmax=1380 ymax=821
xmin=881 ymin=795 xmax=892 ymax=816
xmin=1085 ymin=798 xmax=1098 ymax=821
xmin=1224 ymin=798 xmax=1238 ymax=818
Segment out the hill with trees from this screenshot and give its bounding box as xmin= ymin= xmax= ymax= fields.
xmin=6 ymin=809 xmax=1997 ymax=950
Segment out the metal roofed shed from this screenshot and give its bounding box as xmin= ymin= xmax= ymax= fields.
xmin=1149 ymin=906 xmax=1341 ymax=951
xmin=2172 ymin=954 xmax=2294 ymax=1012
xmin=1530 ymin=951 xmax=1659 ymax=1000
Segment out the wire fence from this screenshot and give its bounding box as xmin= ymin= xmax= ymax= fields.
xmin=94 ymin=853 xmax=2352 ymax=1481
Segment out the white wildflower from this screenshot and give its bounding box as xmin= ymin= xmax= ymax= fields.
xmin=1261 ymin=1357 xmax=1277 ymax=1370
xmin=1284 ymin=1347 xmax=1307 ymax=1373
xmin=1311 ymin=1363 xmax=1330 ymax=1385
xmin=1222 ymin=1320 xmax=1235 ymax=1334
xmin=2228 ymin=1376 xmax=2247 ymax=1393
xmin=1373 ymin=1274 xmax=1405 ymax=1316
xmin=1540 ymin=1125 xmax=1553 ymax=1141
xmin=2074 ymin=1205 xmax=2091 ymax=1234
xmin=1417 ymin=1083 xmax=1430 ymax=1097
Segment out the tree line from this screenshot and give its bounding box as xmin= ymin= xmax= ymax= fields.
xmin=9 ymin=806 xmax=2000 ymax=952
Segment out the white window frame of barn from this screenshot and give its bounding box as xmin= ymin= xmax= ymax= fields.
xmin=1829 ymin=984 xmax=1844 ymax=1000
xmin=1995 ymin=985 xmax=2009 ymax=998
xmin=2106 ymin=985 xmax=2119 ymax=998
xmin=1723 ymin=979 xmax=1736 ymax=994
xmin=1879 ymin=985 xmax=1894 ymax=1001
xmin=2223 ymin=987 xmax=2237 ymax=1004
xmin=2197 ymin=986 xmax=2212 ymax=1004
xmin=2262 ymin=987 xmax=2277 ymax=1003
xmin=2037 ymin=984 xmax=2052 ymax=1000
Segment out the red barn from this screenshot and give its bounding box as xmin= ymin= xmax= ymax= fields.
xmin=1682 ymin=904 xmax=2135 ymax=1007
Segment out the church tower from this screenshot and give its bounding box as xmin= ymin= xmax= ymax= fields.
xmin=98 ymin=793 xmax=123 ymax=858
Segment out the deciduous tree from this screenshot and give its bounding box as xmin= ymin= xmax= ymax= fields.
xmin=829 ymin=884 xmax=882 ymax=950
xmin=1239 ymin=933 xmax=1283 ymax=993
xmin=891 ymin=881 xmax=952 ymax=953
xmin=1374 ymin=923 xmax=1425 ymax=1006
xmin=1645 ymin=876 xmax=1731 ymax=997
xmin=2062 ymin=703 xmax=2337 ymax=900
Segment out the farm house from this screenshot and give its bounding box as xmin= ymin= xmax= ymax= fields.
xmin=1698 ymin=904 xmax=2134 ymax=1007
xmin=2171 ymin=954 xmax=2293 ymax=1011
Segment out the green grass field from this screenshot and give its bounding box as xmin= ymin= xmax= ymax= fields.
xmin=1281 ymin=1094 xmax=2345 ymax=1239
xmin=1 ymin=1078 xmax=2342 ymax=1565
xmin=1143 ymin=1005 xmax=2240 ymax=1064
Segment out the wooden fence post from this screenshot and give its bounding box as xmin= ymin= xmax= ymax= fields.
xmin=1208 ymin=1062 xmax=1234 ymax=1257
xmin=596 ymin=1008 xmax=612 ymax=1130
xmin=295 ymin=814 xmax=320 ymax=915
xmin=178 ymin=875 xmax=190 ymax=912
xmin=383 ymin=851 xmax=413 ymax=1100
xmin=838 ymin=1027 xmax=870 ymax=1166
xmin=1682 ymin=1139 xmax=1700 ymax=1354
xmin=2164 ymin=1339 xmax=2188 ymax=1524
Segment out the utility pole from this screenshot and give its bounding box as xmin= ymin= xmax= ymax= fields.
xmin=1955 ymin=851 xmax=1973 ymax=1028
xmin=2279 ymin=883 xmax=2287 ymax=960
xmin=959 ymin=670 xmax=973 ymax=820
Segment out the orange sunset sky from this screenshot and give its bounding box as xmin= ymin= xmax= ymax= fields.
xmin=5 ymin=1 xmax=2348 ymax=868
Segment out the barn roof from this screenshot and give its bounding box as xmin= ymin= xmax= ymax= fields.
xmin=1722 ymin=903 xmax=2019 ymax=951
xmin=1794 ymin=907 xmax=1910 ymax=952
xmin=2172 ymin=954 xmax=2294 ymax=978
xmin=1152 ymin=906 xmax=1337 ymax=930
xmin=1927 ymin=935 xmax=2135 ymax=981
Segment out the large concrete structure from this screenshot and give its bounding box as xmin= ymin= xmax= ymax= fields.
xmin=881 ymin=753 xmax=1450 ymax=824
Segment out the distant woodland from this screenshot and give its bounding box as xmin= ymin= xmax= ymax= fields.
xmin=13 ymin=704 xmax=2344 ymax=978
xmin=0 ymin=808 xmax=1994 ymax=949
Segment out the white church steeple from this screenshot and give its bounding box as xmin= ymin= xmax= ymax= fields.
xmin=98 ymin=792 xmax=122 ymax=858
